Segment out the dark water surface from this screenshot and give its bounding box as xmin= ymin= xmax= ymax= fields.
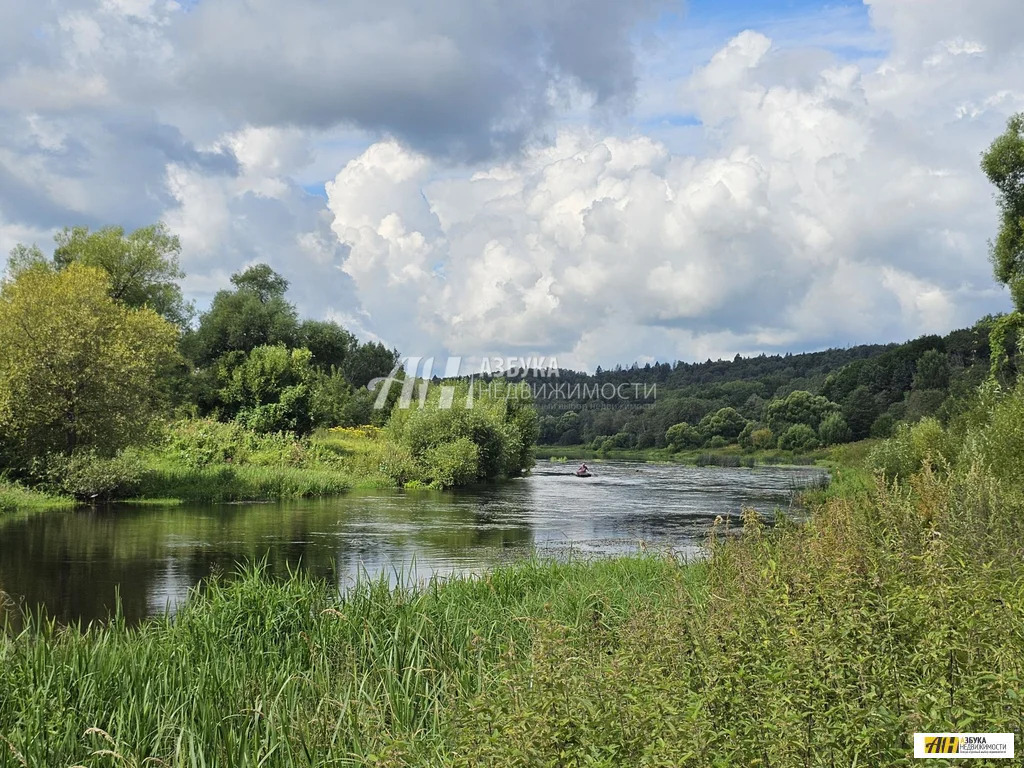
xmin=0 ymin=461 xmax=825 ymax=625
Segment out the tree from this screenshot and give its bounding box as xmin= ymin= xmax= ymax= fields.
xmin=49 ymin=224 xmax=192 ymax=326
xmin=778 ymin=424 xmax=819 ymax=452
xmin=219 ymin=345 xmax=317 ymax=434
xmin=666 ymin=422 xmax=702 ymax=450
xmin=766 ymin=391 xmax=839 ymax=434
xmin=842 ymin=385 xmax=881 ymax=441
xmin=343 ymin=342 xmax=401 ymax=390
xmin=184 ymin=264 xmax=299 ymax=365
xmin=818 ymin=413 xmax=852 ymax=446
xmin=913 ymin=350 xmax=950 ymax=391
xmin=0 ymin=264 xmax=178 ymax=462
xmin=298 ymin=320 xmax=355 ymax=370
xmin=982 ymin=113 xmax=1024 ymax=309
xmin=698 ymin=406 xmax=748 ymax=441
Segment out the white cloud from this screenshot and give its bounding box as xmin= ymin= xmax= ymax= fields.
xmin=1 ymin=0 xmax=1021 ymax=369
xmin=326 ymin=8 xmax=1020 ymax=368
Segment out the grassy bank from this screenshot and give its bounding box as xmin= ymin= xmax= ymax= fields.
xmin=535 ymin=442 xmax=834 ymax=466
xmin=4 ymin=445 xmax=1024 ymax=764
xmin=0 ymin=481 xmax=73 ymax=514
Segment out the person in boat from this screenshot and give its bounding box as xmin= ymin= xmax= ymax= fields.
xmin=578 ymin=463 xmax=589 ymax=474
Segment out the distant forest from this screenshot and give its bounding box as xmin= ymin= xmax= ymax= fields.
xmin=523 ymin=318 xmax=998 ymax=451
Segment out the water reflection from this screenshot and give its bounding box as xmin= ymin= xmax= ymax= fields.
xmin=0 ymin=461 xmax=825 ymax=625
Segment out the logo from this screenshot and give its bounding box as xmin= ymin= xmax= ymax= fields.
xmin=914 ymin=733 xmax=1014 ymax=759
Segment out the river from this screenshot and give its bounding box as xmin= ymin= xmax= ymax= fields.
xmin=0 ymin=461 xmax=826 ymax=626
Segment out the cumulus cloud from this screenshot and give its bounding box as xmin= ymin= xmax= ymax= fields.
xmin=326 ymin=12 xmax=1021 ymax=369
xmin=1 ymin=0 xmax=1022 ymax=370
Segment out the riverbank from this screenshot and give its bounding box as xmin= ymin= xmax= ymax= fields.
xmin=3 ymin=433 xmax=1022 ymax=764
xmin=534 ymin=442 xmax=849 ymax=466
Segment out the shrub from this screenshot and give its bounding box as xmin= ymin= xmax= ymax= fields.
xmin=665 ymin=422 xmax=702 ymax=450
xmin=707 ymin=435 xmax=728 ymax=449
xmin=868 ymin=417 xmax=953 ymax=481
xmin=36 ymin=449 xmax=144 ymax=501
xmin=869 ymin=413 xmax=896 ymax=439
xmin=377 ymin=442 xmax=421 ymax=487
xmin=422 ymin=437 xmax=480 ymax=488
xmin=818 ymin=413 xmax=852 ymax=446
xmin=749 ymin=427 xmax=775 ymax=450
xmin=778 ymin=424 xmax=819 ymax=452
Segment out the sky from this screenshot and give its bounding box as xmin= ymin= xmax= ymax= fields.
xmin=1 ymin=0 xmax=1021 ymax=371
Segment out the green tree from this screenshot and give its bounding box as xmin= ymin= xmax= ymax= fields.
xmin=0 ymin=263 xmax=178 ymax=461
xmin=219 ymin=345 xmax=316 ymax=434
xmin=778 ymin=424 xmax=819 ymax=452
xmin=842 ymin=385 xmax=881 ymax=441
xmin=343 ymin=342 xmax=401 ymax=390
xmin=818 ymin=413 xmax=852 ymax=446
xmin=912 ymin=350 xmax=950 ymax=391
xmin=185 ymin=265 xmax=299 ymax=365
xmin=298 ymin=320 xmax=355 ymax=370
xmin=982 ymin=113 xmax=1024 ymax=309
xmin=50 ymin=224 xmax=192 ymax=326
xmin=666 ymin=422 xmax=702 ymax=450
xmin=766 ymin=391 xmax=839 ymax=434
xmin=698 ymin=407 xmax=748 ymax=441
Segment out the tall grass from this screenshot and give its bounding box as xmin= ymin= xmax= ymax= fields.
xmin=0 ymin=480 xmax=74 ymax=514
xmin=4 ymin=455 xmax=1024 ymax=764
xmin=137 ymin=460 xmax=354 ymax=502
xmin=0 ymin=557 xmax=697 ymax=766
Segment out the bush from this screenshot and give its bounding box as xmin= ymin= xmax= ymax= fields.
xmin=869 ymin=413 xmax=896 ymax=439
xmin=778 ymin=424 xmax=819 ymax=452
xmin=818 ymin=413 xmax=852 ymax=446
xmin=665 ymin=422 xmax=702 ymax=450
xmin=749 ymin=427 xmax=775 ymax=450
xmin=868 ymin=417 xmax=953 ymax=481
xmin=35 ymin=449 xmax=144 ymax=501
xmin=422 ymin=437 xmax=480 ymax=488
xmin=706 ymin=435 xmax=728 ymax=449
xmin=377 ymin=442 xmax=421 ymax=487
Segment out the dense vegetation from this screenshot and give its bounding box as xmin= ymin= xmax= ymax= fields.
xmin=0 ymin=228 xmax=538 ymax=504
xmin=4 ymin=375 xmax=1024 ymax=764
xmin=531 ymin=320 xmax=994 ymax=455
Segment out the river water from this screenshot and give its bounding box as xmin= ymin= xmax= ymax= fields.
xmin=0 ymin=461 xmax=825 ymax=626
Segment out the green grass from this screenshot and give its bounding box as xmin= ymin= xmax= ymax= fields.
xmin=0 ymin=481 xmax=74 ymax=514
xmin=136 ymin=459 xmax=356 ymax=503
xmin=4 ymin=451 xmax=1024 ymax=765
xmin=0 ymin=556 xmax=701 ymax=766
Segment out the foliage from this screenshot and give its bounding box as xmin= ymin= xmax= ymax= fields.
xmin=343 ymin=341 xmax=401 ymax=390
xmin=387 ymin=381 xmax=537 ymax=487
xmin=749 ymin=427 xmax=775 ymax=450
xmin=0 ymin=263 xmax=178 ymax=465
xmin=777 ymin=423 xmax=819 ymax=451
xmin=298 ymin=319 xmax=355 ymax=370
xmin=913 ymin=349 xmax=950 ymax=390
xmin=766 ymin=390 xmax=839 ymax=434
xmin=817 ymin=412 xmax=851 ymax=445
xmin=220 ymin=345 xmax=317 ymax=434
xmin=981 ymin=112 xmax=1024 ymax=309
xmin=183 ymin=264 xmax=299 ymax=366
xmin=665 ymin=421 xmax=701 ymax=450
xmin=868 ymin=417 xmax=953 ymax=481
xmin=697 ymin=406 xmax=747 ymax=441
xmin=422 ymin=437 xmax=480 ymax=488
xmin=33 ymin=449 xmax=144 ymax=501
xmin=11 ymin=223 xmax=192 ymax=326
